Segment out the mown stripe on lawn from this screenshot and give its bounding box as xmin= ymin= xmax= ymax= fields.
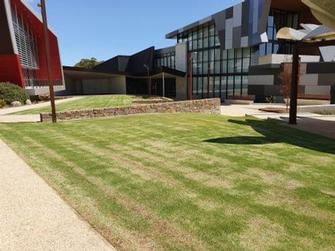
xmin=9 ymin=125 xmax=210 ymax=250
xmin=0 ymin=114 xmax=334 ymax=250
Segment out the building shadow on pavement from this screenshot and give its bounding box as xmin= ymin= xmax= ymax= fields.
xmin=204 ymin=118 xmax=335 ymax=155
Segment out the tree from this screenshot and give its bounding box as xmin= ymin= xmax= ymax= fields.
xmin=74 ymin=57 xmax=102 ymax=69
xmin=280 ymin=64 xmax=292 ymax=112
xmin=280 ymin=63 xmax=303 ymax=112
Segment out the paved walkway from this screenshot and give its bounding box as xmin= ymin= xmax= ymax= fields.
xmin=0 ymin=114 xmax=40 ymax=123
xmin=221 ymin=104 xmax=335 ymax=140
xmin=0 ymin=139 xmax=115 ymax=251
xmin=0 ymin=96 xmax=83 ymax=115
xmin=281 ymin=115 xmax=335 ymax=140
xmin=221 ymin=103 xmax=287 ymax=117
xmin=0 ymin=97 xmax=84 ymax=123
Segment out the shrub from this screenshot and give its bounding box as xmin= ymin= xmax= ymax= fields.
xmin=0 ymin=82 xmax=29 ymax=105
xmin=0 ymin=99 xmax=5 ymax=108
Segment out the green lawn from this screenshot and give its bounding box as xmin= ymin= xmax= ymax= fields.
xmin=0 ymin=114 xmax=334 ymax=250
xmin=14 ymin=95 xmax=135 ymax=115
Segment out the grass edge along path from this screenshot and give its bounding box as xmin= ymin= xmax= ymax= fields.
xmin=13 ymin=95 xmax=135 ymax=115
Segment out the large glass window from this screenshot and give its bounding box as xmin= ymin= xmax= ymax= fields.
xmin=178 ymin=23 xmax=256 ymax=100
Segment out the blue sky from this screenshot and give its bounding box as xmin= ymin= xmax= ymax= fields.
xmin=27 ymin=0 xmax=240 ymax=66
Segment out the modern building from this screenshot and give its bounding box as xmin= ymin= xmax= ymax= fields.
xmin=0 ymin=0 xmax=64 ymax=95
xmin=65 ymin=0 xmax=335 ymax=101
xmin=64 ymin=45 xmax=188 ymax=100
xmin=165 ymin=0 xmax=335 ymax=101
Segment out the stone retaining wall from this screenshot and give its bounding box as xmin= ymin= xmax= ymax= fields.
xmin=40 ymin=98 xmax=221 ymax=122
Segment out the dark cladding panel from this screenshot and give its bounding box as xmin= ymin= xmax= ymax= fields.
xmin=126 ymin=47 xmax=155 ymax=75
xmin=248 ymin=64 xmax=281 ymax=75
xmin=241 ymin=0 xmax=249 ymax=37
xmin=117 ymin=56 xmax=130 ymax=72
xmin=0 ymin=0 xmax=15 ymax=54
xmin=94 ymin=57 xmax=121 ymax=74
xmin=258 ymin=0 xmax=271 ymax=33
xmin=225 ymin=7 xmax=234 ymax=19
xmin=306 ymin=62 xmax=335 ymax=74
xmin=94 ymin=56 xmax=130 ymax=74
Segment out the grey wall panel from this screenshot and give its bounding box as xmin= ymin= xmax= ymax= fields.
xmin=175 ymin=42 xmax=187 ymax=72
xmin=248 ymin=75 xmax=274 ymax=86
xmin=300 ymin=74 xmax=319 ymax=86
xmin=305 ymin=86 xmax=331 ymax=96
xmin=233 ymin=4 xmax=242 ymax=27
xmin=233 ymin=26 xmax=242 ymax=48
xmin=258 ymin=0 xmax=271 ymax=34
xmin=251 ymin=0 xmax=259 ymax=33
xmin=319 ymin=46 xmax=335 ymax=62
xmin=241 ymin=36 xmax=249 ymax=48
xmin=318 ymin=74 xmax=335 ymax=86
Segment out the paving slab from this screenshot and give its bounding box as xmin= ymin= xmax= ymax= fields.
xmin=0 ymin=139 xmax=115 ymax=251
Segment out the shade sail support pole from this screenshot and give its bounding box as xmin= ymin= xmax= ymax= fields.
xmin=289 ymin=42 xmax=300 ymax=125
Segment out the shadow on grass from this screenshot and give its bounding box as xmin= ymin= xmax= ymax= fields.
xmin=204 ymin=119 xmax=335 ymax=155
xmin=206 ymin=136 xmax=277 ymax=145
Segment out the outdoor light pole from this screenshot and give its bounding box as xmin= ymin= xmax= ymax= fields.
xmin=39 ymin=0 xmax=57 ymax=123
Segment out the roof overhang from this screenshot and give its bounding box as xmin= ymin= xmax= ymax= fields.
xmin=151 ymin=67 xmax=186 ymax=78
xmin=63 ymin=66 xmax=124 ymax=79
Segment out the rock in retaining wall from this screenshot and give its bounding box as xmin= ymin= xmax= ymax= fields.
xmin=40 ymin=98 xmax=221 ymax=122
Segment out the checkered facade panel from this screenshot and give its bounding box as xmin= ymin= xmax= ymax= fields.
xmin=248 ymin=62 xmax=335 ymax=97
xmin=213 ymin=0 xmax=271 ymax=50
xmin=166 ymin=0 xmax=272 ymax=50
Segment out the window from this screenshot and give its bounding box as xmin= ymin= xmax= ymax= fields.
xmin=181 ymin=23 xmax=253 ymax=100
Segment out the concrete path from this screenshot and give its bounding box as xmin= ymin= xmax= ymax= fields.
xmin=280 ymin=115 xmax=335 ymax=140
xmin=221 ymin=103 xmax=287 ymax=117
xmin=221 ymin=104 xmax=335 ymax=140
xmin=246 ymin=109 xmax=335 ymax=140
xmin=0 ymin=114 xmax=40 ymax=123
xmin=0 ymin=139 xmax=115 ymax=251
xmin=0 ymin=96 xmax=83 ymax=115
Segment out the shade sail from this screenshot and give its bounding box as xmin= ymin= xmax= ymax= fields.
xmin=277 ymin=24 xmax=335 ymax=42
xmin=302 ymin=0 xmax=335 ymax=31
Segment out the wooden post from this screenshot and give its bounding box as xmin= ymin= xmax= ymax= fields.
xmin=289 ymin=42 xmax=300 ymax=125
xmin=40 ymin=0 xmax=57 ymax=123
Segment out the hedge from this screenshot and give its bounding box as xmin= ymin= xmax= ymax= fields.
xmin=0 ymin=82 xmax=29 ymax=105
